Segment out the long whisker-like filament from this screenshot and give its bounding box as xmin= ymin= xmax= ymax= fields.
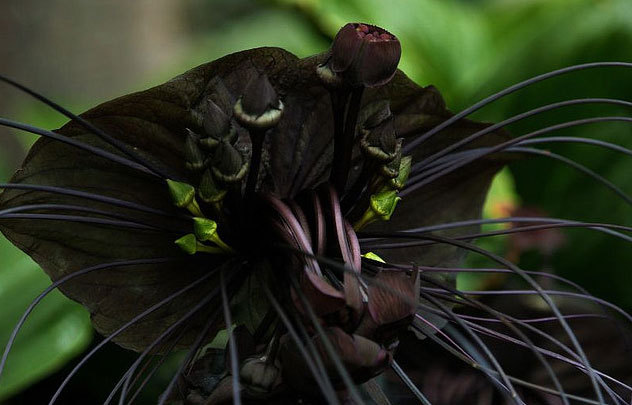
xmin=361 ymin=221 xmax=632 ymax=250
xmin=49 ymin=264 xmax=218 ymax=405
xmin=329 ymin=241 xmax=613 ymax=403
xmin=220 ymin=269 xmax=241 ymax=405
xmin=414 ymin=98 xmax=632 ymax=170
xmin=458 ymin=313 xmax=609 ymax=325
xmin=402 ymin=117 xmax=632 ymax=198
xmin=518 ymin=136 xmax=632 ymax=156
xmin=363 ymin=216 xmax=632 ymax=239
xmin=421 ymin=279 xmax=631 ymax=396
xmin=287 ymin=247 xmax=521 ymax=402
xmin=507 ymin=146 xmax=632 ymax=205
xmin=365 ymin=232 xmax=607 ymax=402
xmin=106 ymin=322 xmax=189 ymax=405
xmin=262 ymin=282 xmax=339 ymax=404
xmin=456 ymin=315 xmax=632 ymax=401
xmin=288 ymin=272 xmax=364 ymax=403
xmin=126 ymin=312 xmax=199 ymax=404
xmin=0 ymin=257 xmax=178 ymax=382
xmin=0 ymin=74 xmax=171 ymax=179
xmin=459 ymin=289 xmax=632 ymax=325
xmin=0 ymin=204 xmax=187 ymax=233
xmin=113 ymin=268 xmax=236 ymax=405
xmin=419 ymin=291 xmax=624 ymax=403
xmin=417 ymin=294 xmax=627 ymax=403
xmin=420 ymin=320 xmax=613 ymax=405
xmin=0 ymin=183 xmax=185 ymax=218
xmin=128 ymin=326 xmax=190 ymax=405
xmin=0 ymin=117 xmax=156 ymax=176
xmin=415 ymin=313 xmax=474 ymax=361
xmin=409 ymin=321 xmax=512 ymax=400
xmin=0 ymin=213 xmax=163 ymax=231
xmin=391 ymin=360 xmax=432 ymax=405
xmin=401 ymin=62 xmax=632 ymax=155
xmin=415 ymin=294 xmax=618 ymax=404
xmin=367 ymin=257 xmax=627 ymax=399
xmin=109 ymin=278 xmax=225 ymax=405
xmin=156 ymin=305 xmax=223 ymax=405
xmin=434 ymin=318 xmax=520 ymax=403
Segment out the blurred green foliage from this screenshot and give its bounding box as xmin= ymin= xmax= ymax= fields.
xmin=0 ymin=0 xmax=630 ymax=401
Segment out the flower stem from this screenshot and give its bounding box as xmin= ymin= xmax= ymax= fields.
xmin=330 ymin=87 xmax=365 ymax=194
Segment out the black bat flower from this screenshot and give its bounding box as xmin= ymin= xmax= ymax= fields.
xmin=1 ymin=23 xmax=631 ymax=404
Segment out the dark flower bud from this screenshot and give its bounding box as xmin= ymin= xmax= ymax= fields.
xmin=202 ymin=99 xmax=231 ymax=142
xmin=319 ymin=23 xmax=401 ymax=88
xmin=379 ymin=139 xmax=403 ymax=179
xmin=234 ymin=72 xmax=283 ymax=129
xmin=211 ymin=140 xmax=249 ymax=184
xmin=360 ymin=100 xmax=392 ymax=130
xmin=206 ymin=76 xmax=236 ymax=114
xmin=198 ymin=168 xmax=227 ymax=204
xmin=184 ymin=129 xmax=206 ymax=172
xmin=360 ymin=116 xmax=398 ymax=162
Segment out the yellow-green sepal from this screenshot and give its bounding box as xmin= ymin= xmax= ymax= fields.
xmin=354 ymin=190 xmax=401 ymax=231
xmin=175 ymin=233 xmax=224 ymax=255
xmin=175 ymin=234 xmax=198 ymax=255
xmin=167 ymin=179 xmax=203 ymax=217
xmin=193 ymin=217 xmax=234 ymax=253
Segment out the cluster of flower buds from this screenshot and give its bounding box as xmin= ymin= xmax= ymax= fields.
xmin=171 ymin=70 xmax=286 ymax=260
xmin=317 ymin=22 xmax=402 ymax=195
xmin=344 ymin=100 xmax=412 ymax=230
xmin=183 ymin=92 xmax=248 ymax=209
xmin=357 ymin=100 xmax=411 ymax=188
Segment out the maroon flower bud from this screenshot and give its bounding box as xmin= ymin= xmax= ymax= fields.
xmin=320 ymin=23 xmax=401 ymax=88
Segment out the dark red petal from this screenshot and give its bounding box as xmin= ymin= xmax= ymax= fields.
xmin=368 ymin=271 xmax=416 ymax=326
